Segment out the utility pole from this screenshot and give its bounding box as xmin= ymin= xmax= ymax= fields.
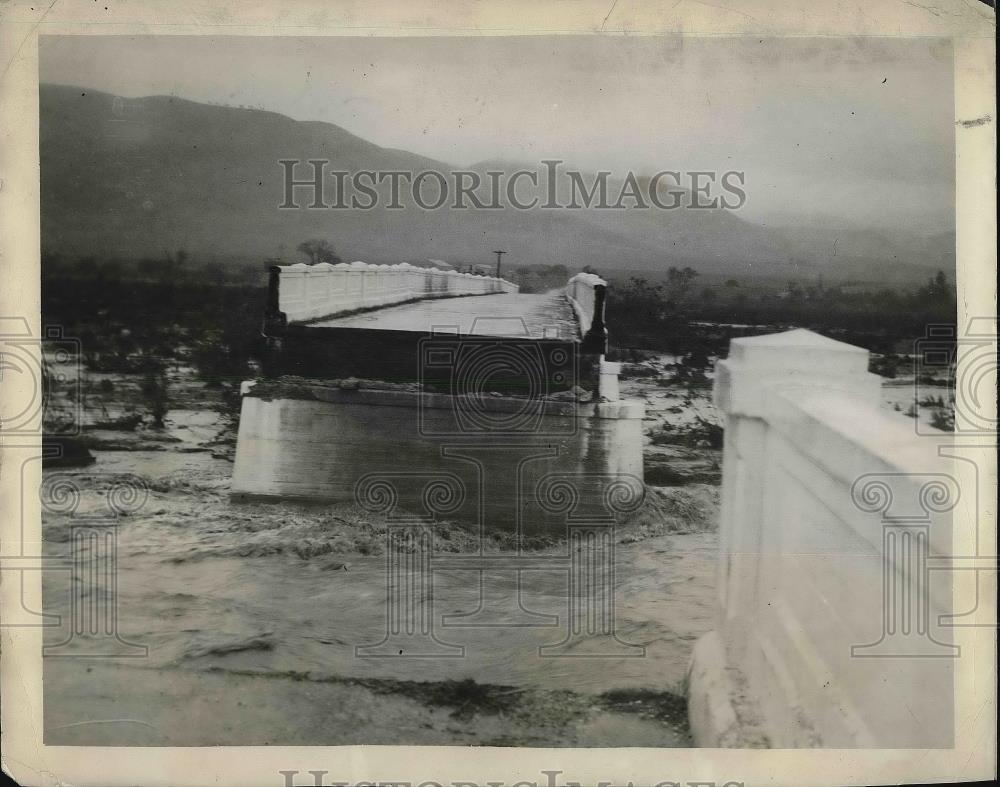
xmin=492 ymin=249 xmax=507 ymax=279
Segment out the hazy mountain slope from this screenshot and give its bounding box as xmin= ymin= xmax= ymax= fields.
xmin=41 ymin=85 xmax=452 ymax=262
xmin=40 ymin=85 xmax=950 ymax=282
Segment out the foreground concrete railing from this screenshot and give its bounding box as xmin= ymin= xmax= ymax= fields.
xmin=565 ymin=272 xmax=608 ymax=354
xmin=267 ymin=261 xmax=518 ymax=325
xmin=687 ymin=329 xmax=955 ymax=748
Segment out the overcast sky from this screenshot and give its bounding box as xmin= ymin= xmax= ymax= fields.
xmin=40 ymin=35 xmax=955 ymax=235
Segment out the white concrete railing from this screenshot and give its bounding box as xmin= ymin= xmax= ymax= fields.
xmin=565 ymin=272 xmax=608 ymax=353
xmin=688 ymin=329 xmax=955 ymax=748
xmin=274 ymin=261 xmax=518 ymax=324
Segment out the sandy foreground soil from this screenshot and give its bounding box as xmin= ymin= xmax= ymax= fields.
xmin=37 ymin=350 xmax=935 ymax=747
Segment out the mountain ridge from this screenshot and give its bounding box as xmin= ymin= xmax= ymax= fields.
xmin=40 ymin=84 xmax=950 ymax=283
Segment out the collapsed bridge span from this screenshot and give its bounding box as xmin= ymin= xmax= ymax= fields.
xmin=233 ymin=261 xmax=643 ymax=529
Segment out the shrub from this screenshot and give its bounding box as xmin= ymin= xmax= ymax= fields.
xmin=140 ymin=367 xmax=170 ymax=428
xmin=929 ymin=407 xmax=954 ymax=432
xmin=650 ymin=416 xmax=723 ymax=449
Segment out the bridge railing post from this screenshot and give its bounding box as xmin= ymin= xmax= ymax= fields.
xmin=264 ymin=265 xmax=287 ymax=333
xmin=565 ymin=273 xmax=608 ymax=355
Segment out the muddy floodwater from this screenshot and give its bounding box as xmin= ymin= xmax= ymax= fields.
xmin=40 ymin=351 xmax=938 ymax=746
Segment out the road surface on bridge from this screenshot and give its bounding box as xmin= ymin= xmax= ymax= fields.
xmin=309 ymin=290 xmax=578 ymax=339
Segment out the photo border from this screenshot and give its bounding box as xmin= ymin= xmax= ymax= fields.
xmin=1 ymin=1 xmax=995 ymax=785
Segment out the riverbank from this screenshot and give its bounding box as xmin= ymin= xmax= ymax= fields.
xmin=44 ymin=660 xmax=691 ymax=747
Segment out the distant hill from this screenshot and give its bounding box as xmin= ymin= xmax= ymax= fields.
xmin=40 ymin=84 xmax=951 ymax=284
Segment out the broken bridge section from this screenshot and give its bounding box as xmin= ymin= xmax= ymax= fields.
xmin=233 ymin=261 xmax=641 ymax=524
xmin=259 ymin=262 xmax=606 ymax=385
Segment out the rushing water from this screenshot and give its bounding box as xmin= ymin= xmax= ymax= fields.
xmin=42 ymin=448 xmax=715 ymax=686
xmin=40 ymin=418 xmax=717 ymax=745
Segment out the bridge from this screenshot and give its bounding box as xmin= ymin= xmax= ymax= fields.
xmin=229 ymin=260 xmax=971 ymax=749
xmin=262 ymin=261 xmax=606 ymax=342
xmin=258 ymin=261 xmax=610 ymax=383
xmin=234 ymin=260 xmax=638 ymax=517
xmin=309 ymin=289 xmax=574 ymax=338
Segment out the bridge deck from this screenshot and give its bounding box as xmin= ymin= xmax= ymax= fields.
xmin=308 ymin=291 xmax=578 ymax=340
